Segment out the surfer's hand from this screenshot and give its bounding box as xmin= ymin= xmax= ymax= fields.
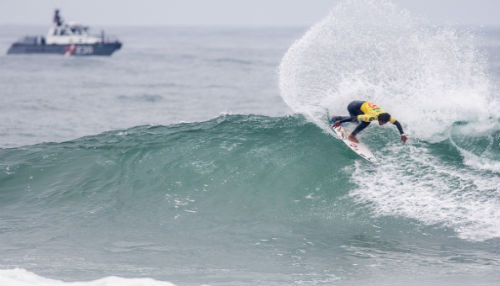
xmin=401 ymin=134 xmax=407 ymax=143
xmin=348 ymin=134 xmax=359 ymax=143
xmin=332 ymin=120 xmax=341 ymax=128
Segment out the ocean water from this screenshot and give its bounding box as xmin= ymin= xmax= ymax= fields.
xmin=1 ymin=1 xmax=499 ymax=286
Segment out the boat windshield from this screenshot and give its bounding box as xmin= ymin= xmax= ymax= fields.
xmin=52 ymin=25 xmax=90 ymax=36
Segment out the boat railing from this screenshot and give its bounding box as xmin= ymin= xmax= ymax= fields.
xmin=96 ymin=34 xmax=120 ymax=43
xmin=18 ymin=36 xmax=39 ymax=44
xmin=15 ymin=36 xmax=47 ymax=45
xmin=15 ymin=32 xmax=120 ymax=45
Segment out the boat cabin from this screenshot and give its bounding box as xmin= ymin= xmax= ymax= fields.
xmin=46 ymin=22 xmax=102 ymax=45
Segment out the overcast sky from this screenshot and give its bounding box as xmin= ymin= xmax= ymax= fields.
xmin=1 ymin=0 xmax=499 ymax=27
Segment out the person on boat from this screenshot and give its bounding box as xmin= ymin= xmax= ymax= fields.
xmin=330 ymin=100 xmax=407 ymax=143
xmin=53 ymin=9 xmax=63 ymax=26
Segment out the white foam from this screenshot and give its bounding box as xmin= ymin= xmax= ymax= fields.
xmin=0 ymin=269 xmax=176 ymax=286
xmin=350 ymin=144 xmax=500 ymax=241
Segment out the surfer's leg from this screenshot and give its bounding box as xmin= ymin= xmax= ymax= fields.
xmin=347 ymin=101 xmax=364 ymax=117
xmin=331 ymin=101 xmax=365 ymax=124
xmin=351 ymin=121 xmax=370 ymax=136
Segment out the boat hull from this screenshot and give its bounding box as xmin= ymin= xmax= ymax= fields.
xmin=7 ymin=42 xmax=122 ymax=56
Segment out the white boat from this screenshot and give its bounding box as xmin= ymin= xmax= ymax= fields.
xmin=7 ymin=9 xmax=122 ymax=56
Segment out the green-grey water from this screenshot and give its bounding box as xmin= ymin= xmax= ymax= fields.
xmin=1 ymin=0 xmax=499 ymax=285
xmin=1 ymin=115 xmax=499 ymax=285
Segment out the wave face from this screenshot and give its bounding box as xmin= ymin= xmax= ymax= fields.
xmin=0 ymin=115 xmax=499 ymax=285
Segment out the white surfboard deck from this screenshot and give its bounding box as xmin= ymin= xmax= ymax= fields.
xmin=327 ymin=113 xmax=377 ymax=163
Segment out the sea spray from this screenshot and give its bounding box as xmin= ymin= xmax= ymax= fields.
xmin=279 ymin=0 xmax=499 ymax=140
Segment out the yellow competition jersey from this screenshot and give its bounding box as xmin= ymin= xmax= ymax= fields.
xmin=357 ymin=101 xmax=396 ymax=123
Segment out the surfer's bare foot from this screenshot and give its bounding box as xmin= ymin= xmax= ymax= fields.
xmin=348 ymin=134 xmax=359 ymax=143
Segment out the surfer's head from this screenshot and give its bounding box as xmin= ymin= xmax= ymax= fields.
xmin=378 ymin=113 xmax=391 ymax=125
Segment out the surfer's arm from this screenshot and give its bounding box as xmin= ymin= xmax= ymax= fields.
xmin=351 ymin=121 xmax=370 ymax=136
xmin=392 ymin=120 xmax=407 ymax=143
xmin=339 ymin=116 xmax=358 ymax=123
xmin=393 ymin=120 xmax=404 ymax=135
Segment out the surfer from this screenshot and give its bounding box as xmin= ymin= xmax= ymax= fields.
xmin=330 ymin=100 xmax=407 ymax=143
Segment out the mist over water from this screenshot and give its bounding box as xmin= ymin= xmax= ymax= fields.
xmin=1 ymin=0 xmax=499 ymax=285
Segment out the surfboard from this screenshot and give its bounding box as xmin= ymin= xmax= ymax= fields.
xmin=327 ymin=113 xmax=377 ymax=163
